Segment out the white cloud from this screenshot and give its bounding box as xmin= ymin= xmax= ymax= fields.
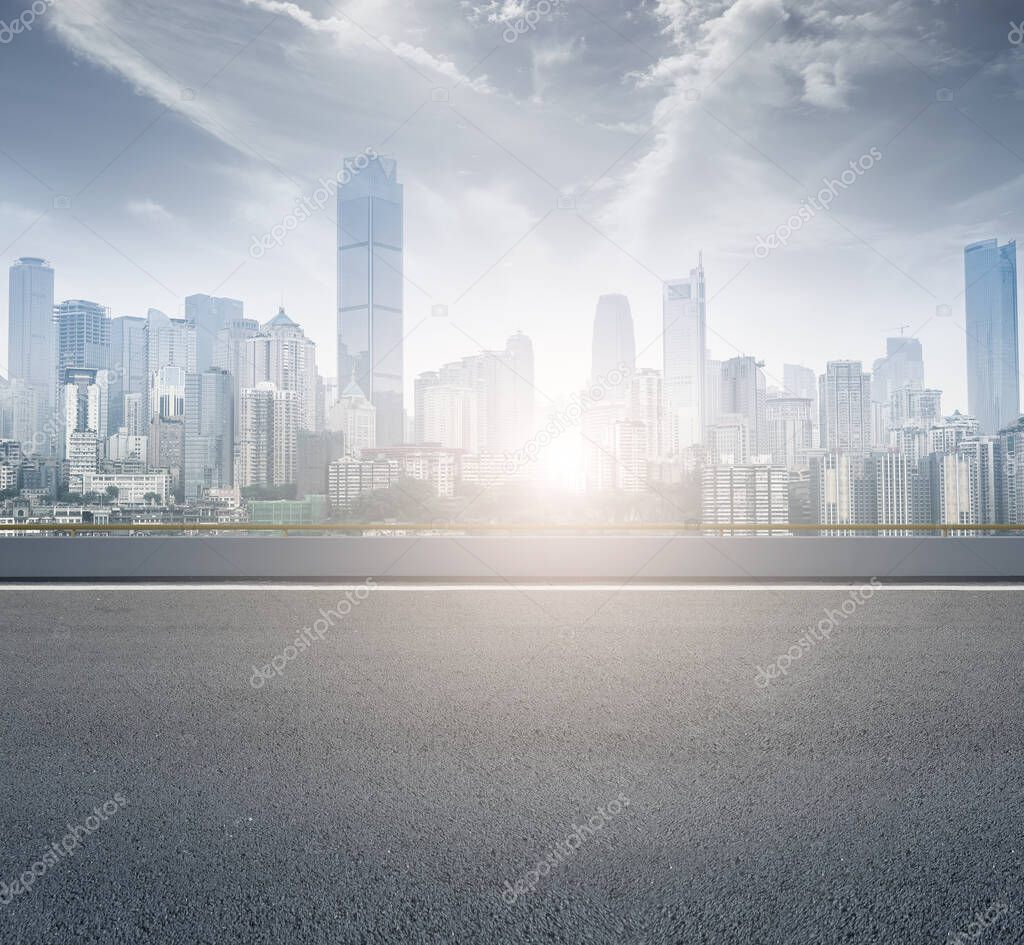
xmin=125 ymin=198 xmax=172 ymax=220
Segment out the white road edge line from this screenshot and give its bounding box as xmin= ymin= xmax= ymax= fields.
xmin=0 ymin=583 xmax=1023 ymax=591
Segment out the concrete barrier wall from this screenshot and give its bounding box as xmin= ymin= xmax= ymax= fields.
xmin=0 ymin=535 xmax=1022 ymax=580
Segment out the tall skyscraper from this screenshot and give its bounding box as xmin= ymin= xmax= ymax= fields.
xmin=109 ymin=316 xmax=146 ymax=433
xmin=145 ymin=309 xmax=196 ymax=419
xmin=590 ymin=294 xmax=635 ymax=400
xmin=249 ymin=309 xmax=318 ymax=433
xmin=184 ymin=368 xmax=234 ymax=501
xmin=421 ymin=385 xmax=479 ymax=452
xmin=872 ymin=336 xmax=924 ymax=404
xmin=55 ymin=299 xmax=110 ymax=380
xmin=663 ymin=257 xmax=706 ymax=452
xmin=628 ymin=368 xmax=664 ymax=458
xmin=965 ymin=239 xmax=1020 ymax=434
xmin=819 ymin=361 xmax=872 ymax=452
xmin=337 ymin=155 xmax=404 ymax=446
xmin=213 ymin=317 xmax=259 ymax=428
xmin=721 ymin=356 xmax=768 ymax=459
xmin=784 ymin=363 xmax=818 ymax=439
xmin=186 ymin=294 xmax=244 ymax=373
xmin=8 ymin=257 xmax=55 ymax=427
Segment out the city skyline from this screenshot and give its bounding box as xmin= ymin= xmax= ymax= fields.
xmin=4 ymin=1 xmax=1024 ymax=413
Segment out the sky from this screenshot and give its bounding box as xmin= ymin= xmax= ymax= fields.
xmin=2 ymin=0 xmax=1024 ymax=414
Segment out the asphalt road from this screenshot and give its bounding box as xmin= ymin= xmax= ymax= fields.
xmin=1 ymin=585 xmax=1021 ymax=944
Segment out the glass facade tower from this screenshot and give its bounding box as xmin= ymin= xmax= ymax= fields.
xmin=337 ymin=156 xmax=404 ymax=446
xmin=965 ymin=239 xmax=1019 ymax=434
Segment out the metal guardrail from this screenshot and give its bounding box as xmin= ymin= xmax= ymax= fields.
xmin=0 ymin=522 xmax=1018 ymax=536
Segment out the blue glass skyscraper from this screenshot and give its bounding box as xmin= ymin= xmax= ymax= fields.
xmin=337 ymin=156 xmax=404 ymax=446
xmin=965 ymin=239 xmax=1019 ymax=434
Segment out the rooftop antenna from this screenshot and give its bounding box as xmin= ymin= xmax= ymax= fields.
xmin=895 ymin=324 xmax=910 ymax=336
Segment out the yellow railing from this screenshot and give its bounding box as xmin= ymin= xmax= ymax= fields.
xmin=0 ymin=522 xmax=1017 ymax=536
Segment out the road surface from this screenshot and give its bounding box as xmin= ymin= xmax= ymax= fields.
xmin=1 ymin=585 xmax=1021 ymax=944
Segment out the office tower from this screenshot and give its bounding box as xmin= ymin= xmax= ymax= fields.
xmin=2 ymin=379 xmax=41 ymax=453
xmin=611 ymin=420 xmax=649 ymax=493
xmin=213 ymin=317 xmax=259 ymax=427
xmin=123 ymin=393 xmax=145 ymax=437
xmin=183 ymin=368 xmax=234 ymax=501
xmin=706 ymin=414 xmax=750 ymax=465
xmin=504 ymin=331 xmax=536 ymax=447
xmin=55 ymin=299 xmax=110 ymax=383
xmin=421 ymin=385 xmax=479 ymax=452
xmin=663 ymin=258 xmax=706 ymax=452
xmin=337 ymin=155 xmax=404 ymax=446
xmin=809 ymin=452 xmax=877 ymax=529
xmin=628 ymin=368 xmax=664 ymax=458
xmin=150 ymin=365 xmax=187 ymax=419
xmin=237 ymin=382 xmax=298 ymax=488
xmin=590 ymin=294 xmax=635 ymax=400
xmin=704 ymin=359 xmax=722 ymax=429
xmin=109 ymin=317 xmax=146 ymax=433
xmin=965 ymin=239 xmax=1019 ymax=433
xmin=889 ymin=388 xmax=942 ymax=430
xmin=819 ymin=361 xmax=872 ymax=452
xmin=147 ymin=416 xmax=185 ymax=493
xmin=701 ymin=465 xmax=790 ymax=536
xmin=872 ymin=337 xmax=924 ymax=404
xmin=766 ymin=396 xmax=813 ymax=468
xmin=186 ymin=294 xmax=244 ymax=372
xmin=8 ymin=257 xmax=55 ymax=432
xmin=295 ymin=430 xmax=345 ymax=498
xmin=328 ymin=456 xmax=399 ymax=512
xmin=249 ymin=309 xmax=319 ymax=432
xmin=145 ymin=309 xmax=196 ymax=419
xmin=582 ymin=399 xmax=626 ymax=491
xmin=784 ymin=363 xmax=818 ymax=437
xmin=326 ymin=374 xmax=376 ymax=455
xmin=721 ymin=357 xmax=768 ymax=459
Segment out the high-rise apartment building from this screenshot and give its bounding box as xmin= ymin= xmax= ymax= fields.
xmin=663 ymin=258 xmax=706 ymax=452
xmin=337 ymin=155 xmax=404 ymax=445
xmin=326 ymin=375 xmax=377 ymax=456
xmin=766 ymin=396 xmax=813 ymax=468
xmin=627 ymin=368 xmax=664 ymax=458
xmin=819 ymin=361 xmax=872 ymax=452
xmin=965 ymin=239 xmax=1019 ymax=433
xmin=872 ymin=337 xmax=924 ymax=404
xmin=236 ymin=382 xmax=298 ymax=488
xmin=701 ymin=465 xmax=790 ymax=535
xmin=249 ymin=309 xmax=319 ymax=433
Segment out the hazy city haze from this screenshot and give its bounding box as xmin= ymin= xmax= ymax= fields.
xmin=3 ymin=0 xmax=1024 ymax=410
